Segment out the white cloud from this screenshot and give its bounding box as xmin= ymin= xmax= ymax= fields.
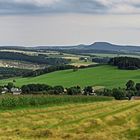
xmin=14 ymin=0 xmax=61 ymax=6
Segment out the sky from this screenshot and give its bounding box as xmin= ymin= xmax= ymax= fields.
xmin=0 ymin=0 xmax=140 ymax=46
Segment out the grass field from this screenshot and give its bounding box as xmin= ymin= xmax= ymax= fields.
xmin=0 ymin=100 xmax=140 ymax=140
xmin=0 ymin=65 xmax=139 ymax=88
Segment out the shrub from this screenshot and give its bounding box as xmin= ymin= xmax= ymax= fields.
xmin=53 ymin=86 xmax=64 ymax=95
xmin=83 ymin=86 xmax=93 ymax=95
xmin=67 ymin=86 xmax=81 ymax=95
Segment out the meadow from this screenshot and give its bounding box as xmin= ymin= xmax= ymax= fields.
xmin=0 ymin=100 xmax=140 ymax=140
xmin=0 ymin=65 xmax=140 ymax=88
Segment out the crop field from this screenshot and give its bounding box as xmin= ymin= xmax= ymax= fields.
xmin=0 ymin=95 xmax=113 ymax=109
xmin=0 ymin=100 xmax=140 ymax=140
xmin=0 ymin=60 xmax=45 ymax=70
xmin=61 ymin=54 xmax=95 ymax=67
xmin=0 ymin=65 xmax=140 ymax=88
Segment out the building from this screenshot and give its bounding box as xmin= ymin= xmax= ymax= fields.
xmin=1 ymin=87 xmax=8 ymax=94
xmin=11 ymin=88 xmax=22 ymax=95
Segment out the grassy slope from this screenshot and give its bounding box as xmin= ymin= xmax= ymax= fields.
xmin=0 ymin=65 xmax=140 ymax=88
xmin=0 ymin=101 xmax=140 ymax=140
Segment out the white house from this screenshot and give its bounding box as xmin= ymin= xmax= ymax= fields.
xmin=11 ymin=88 xmax=22 ymax=95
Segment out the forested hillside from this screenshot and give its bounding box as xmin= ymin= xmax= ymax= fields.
xmin=0 ymin=52 xmax=70 ymax=65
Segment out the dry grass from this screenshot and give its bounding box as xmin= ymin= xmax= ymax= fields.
xmin=0 ymin=101 xmax=140 ymax=140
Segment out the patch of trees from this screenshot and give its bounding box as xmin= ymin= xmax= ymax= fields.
xmin=21 ymin=84 xmax=82 ymax=95
xmin=92 ymin=57 xmax=110 ymax=64
xmin=23 ymin=65 xmax=76 ymax=77
xmin=109 ymin=57 xmax=140 ymax=70
xmin=0 ymin=52 xmax=70 ymax=65
xmin=96 ymin=80 xmax=140 ymax=100
xmin=0 ymin=67 xmax=32 ymax=79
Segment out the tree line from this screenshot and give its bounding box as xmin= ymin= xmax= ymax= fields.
xmin=23 ymin=64 xmax=101 ymax=77
xmin=21 ymin=84 xmax=94 ymax=96
xmin=1 ymin=80 xmax=140 ymax=100
xmin=0 ymin=83 xmax=94 ymax=96
xmin=23 ymin=65 xmax=76 ymax=77
xmin=109 ymin=57 xmax=140 ymax=70
xmin=0 ymin=67 xmax=32 ymax=79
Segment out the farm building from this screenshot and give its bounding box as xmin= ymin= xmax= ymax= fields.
xmin=11 ymin=88 xmax=22 ymax=95
xmin=131 ymin=96 xmax=140 ymax=100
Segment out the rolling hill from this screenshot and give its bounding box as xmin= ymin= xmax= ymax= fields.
xmin=0 ymin=65 xmax=140 ymax=88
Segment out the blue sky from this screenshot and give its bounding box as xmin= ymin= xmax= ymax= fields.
xmin=0 ymin=0 xmax=140 ymax=46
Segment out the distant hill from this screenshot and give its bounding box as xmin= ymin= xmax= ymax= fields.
xmin=36 ymin=42 xmax=140 ymax=54
xmin=0 ymin=42 xmax=140 ymax=54
xmin=85 ymin=42 xmax=140 ymax=53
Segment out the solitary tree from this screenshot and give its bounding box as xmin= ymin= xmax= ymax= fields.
xmin=73 ymin=67 xmax=78 ymax=72
xmin=135 ymin=83 xmax=140 ymax=96
xmin=136 ymin=83 xmax=140 ymax=91
xmin=7 ymin=82 xmax=14 ymax=92
xmin=126 ymin=90 xmax=135 ymax=100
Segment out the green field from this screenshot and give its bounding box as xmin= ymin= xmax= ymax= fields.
xmin=0 ymin=100 xmax=140 ymax=140
xmin=0 ymin=65 xmax=140 ymax=88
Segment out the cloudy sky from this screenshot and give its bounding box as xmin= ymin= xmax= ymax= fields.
xmin=0 ymin=0 xmax=140 ymax=46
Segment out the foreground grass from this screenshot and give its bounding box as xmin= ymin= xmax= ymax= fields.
xmin=0 ymin=65 xmax=140 ymax=88
xmin=0 ymin=100 xmax=140 ymax=140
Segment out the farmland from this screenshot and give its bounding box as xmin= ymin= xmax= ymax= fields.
xmin=0 ymin=100 xmax=140 ymax=140
xmin=0 ymin=49 xmax=95 ymax=69
xmin=0 ymin=65 xmax=140 ymax=88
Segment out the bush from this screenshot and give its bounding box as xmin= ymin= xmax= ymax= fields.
xmin=83 ymin=86 xmax=93 ymax=95
xmin=53 ymin=86 xmax=64 ymax=95
xmin=67 ymin=86 xmax=81 ymax=95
